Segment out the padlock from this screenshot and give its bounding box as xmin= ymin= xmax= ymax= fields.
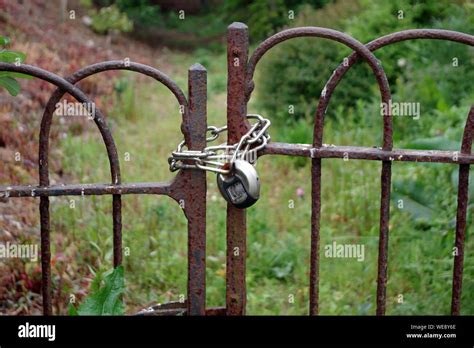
xmin=217 ymin=159 xmax=260 ymax=208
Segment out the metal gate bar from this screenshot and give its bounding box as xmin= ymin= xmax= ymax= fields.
xmin=238 ymin=25 xmax=473 ymax=316
xmin=0 ymin=24 xmax=473 ymax=316
xmin=239 ymin=23 xmax=394 ymax=316
xmin=0 ymin=61 xmax=208 ymax=315
xmin=226 ymin=23 xmax=251 ymax=316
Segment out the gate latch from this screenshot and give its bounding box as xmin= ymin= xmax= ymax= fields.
xmin=168 ymin=114 xmax=270 ymax=208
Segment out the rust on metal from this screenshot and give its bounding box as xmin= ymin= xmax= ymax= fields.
xmin=1 ymin=182 xmax=171 ymax=197
xmin=452 ymin=106 xmax=474 ymax=315
xmin=0 ymin=25 xmax=473 ymax=317
xmin=0 ymin=60 xmax=208 ymax=316
xmin=261 ymin=143 xmax=474 ymax=164
xmin=39 ymin=197 xmax=51 ymax=315
xmin=38 ymin=60 xmax=190 ymax=274
xmin=245 ymin=26 xmax=393 ymax=316
xmin=313 ymin=29 xmax=474 ymax=153
xmin=185 ymin=64 xmax=207 ymax=315
xmin=310 ymin=157 xmax=322 ymax=315
xmin=309 ymin=29 xmax=473 ymax=315
xmin=245 ymin=26 xmax=393 ymax=148
xmin=0 ymin=62 xmax=121 ymax=315
xmin=226 ymin=22 xmax=250 ymax=316
xmin=244 ymin=27 xmax=473 ymax=316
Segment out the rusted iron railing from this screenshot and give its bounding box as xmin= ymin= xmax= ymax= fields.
xmin=0 ymin=61 xmax=210 ymax=316
xmin=227 ymin=23 xmax=474 ymax=316
xmin=0 ymin=23 xmax=473 ymax=316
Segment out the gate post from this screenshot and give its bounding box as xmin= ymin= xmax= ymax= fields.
xmin=186 ymin=63 xmax=207 ymax=315
xmin=226 ymin=22 xmax=251 ymax=315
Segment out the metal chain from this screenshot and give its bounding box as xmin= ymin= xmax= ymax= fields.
xmin=168 ymin=114 xmax=271 ymax=174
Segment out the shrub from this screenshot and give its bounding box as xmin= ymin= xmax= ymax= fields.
xmin=256 ymin=0 xmax=472 ymax=127
xmin=115 ymin=0 xmax=162 ymax=28
xmin=220 ymin=0 xmax=331 ymax=40
xmin=255 ymin=0 xmax=364 ymax=126
xmin=90 ymin=4 xmax=133 ymax=35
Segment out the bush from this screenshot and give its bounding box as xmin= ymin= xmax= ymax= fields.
xmin=220 ymin=0 xmax=331 ymax=40
xmin=256 ymin=0 xmax=473 ymax=127
xmin=256 ymin=0 xmax=363 ymax=126
xmin=90 ymin=4 xmax=133 ymax=35
xmin=116 ymin=0 xmax=162 ymax=27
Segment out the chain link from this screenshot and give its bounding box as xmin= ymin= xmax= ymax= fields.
xmin=168 ymin=114 xmax=271 ymax=174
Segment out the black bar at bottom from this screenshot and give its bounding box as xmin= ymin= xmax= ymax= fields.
xmin=0 ymin=316 xmax=473 ymax=345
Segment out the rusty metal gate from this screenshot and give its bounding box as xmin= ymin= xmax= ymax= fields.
xmin=0 ymin=23 xmax=473 ymax=316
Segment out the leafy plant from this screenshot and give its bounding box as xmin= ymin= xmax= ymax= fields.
xmin=90 ymin=5 xmax=133 ymax=35
xmin=69 ymin=266 xmax=125 ymax=315
xmin=220 ymin=0 xmax=331 ymax=40
xmin=257 ymin=0 xmax=473 ymax=127
xmin=0 ymin=36 xmax=29 ymax=96
xmin=116 ymin=0 xmax=162 ymax=28
xmin=257 ymin=1 xmax=364 ymax=126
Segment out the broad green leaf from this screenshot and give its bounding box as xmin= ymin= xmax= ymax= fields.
xmin=393 ymin=179 xmax=436 ymax=208
xmin=89 ymin=267 xmax=104 ymax=294
xmin=0 ymin=76 xmax=20 ymax=96
xmin=68 ymin=303 xmax=78 ymax=316
xmin=77 ymin=266 xmax=125 ymax=315
xmin=0 ymin=50 xmax=26 ymax=64
xmin=392 ymin=179 xmax=439 ymax=223
xmin=392 ymin=191 xmax=436 ymax=223
xmin=0 ymin=36 xmax=11 ymax=46
xmin=404 ymin=137 xmax=460 ymax=151
xmin=0 ymin=71 xmax=32 ymax=79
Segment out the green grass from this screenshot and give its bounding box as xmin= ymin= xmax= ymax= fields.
xmin=50 ymin=50 xmax=474 ymax=315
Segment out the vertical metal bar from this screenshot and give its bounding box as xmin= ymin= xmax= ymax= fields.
xmin=113 ymin=195 xmax=122 ymax=267
xmin=310 ymin=70 xmax=328 ymax=314
xmin=376 ymin=69 xmax=393 ymax=315
xmin=309 ymin=158 xmax=322 ymax=315
xmin=451 ymin=107 xmax=474 ymax=315
xmin=39 ymin=197 xmax=52 ymax=315
xmin=39 ymin=95 xmax=55 ymax=316
xmin=226 ymin=22 xmax=250 ymax=315
xmin=451 ymin=163 xmax=470 ymax=315
xmin=186 ymin=63 xmax=207 ymax=315
xmin=376 ymin=160 xmax=391 ymax=315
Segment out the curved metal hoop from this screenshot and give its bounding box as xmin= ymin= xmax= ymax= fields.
xmin=245 ymin=27 xmax=393 ymax=149
xmin=0 ymin=63 xmax=121 ymax=181
xmin=242 ymin=26 xmax=394 ymax=316
xmin=242 ymin=27 xmax=474 ymax=316
xmin=316 ymin=29 xmax=474 ymax=149
xmin=317 ymin=30 xmax=473 ymax=315
xmin=0 ymin=62 xmax=122 ymax=315
xmin=39 ymin=60 xmax=188 ymax=187
xmin=38 ymin=61 xmax=190 ymax=315
xmin=0 ymin=61 xmax=190 ymax=315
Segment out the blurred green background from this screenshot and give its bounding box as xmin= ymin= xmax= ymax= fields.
xmin=0 ymin=0 xmax=473 ymax=315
